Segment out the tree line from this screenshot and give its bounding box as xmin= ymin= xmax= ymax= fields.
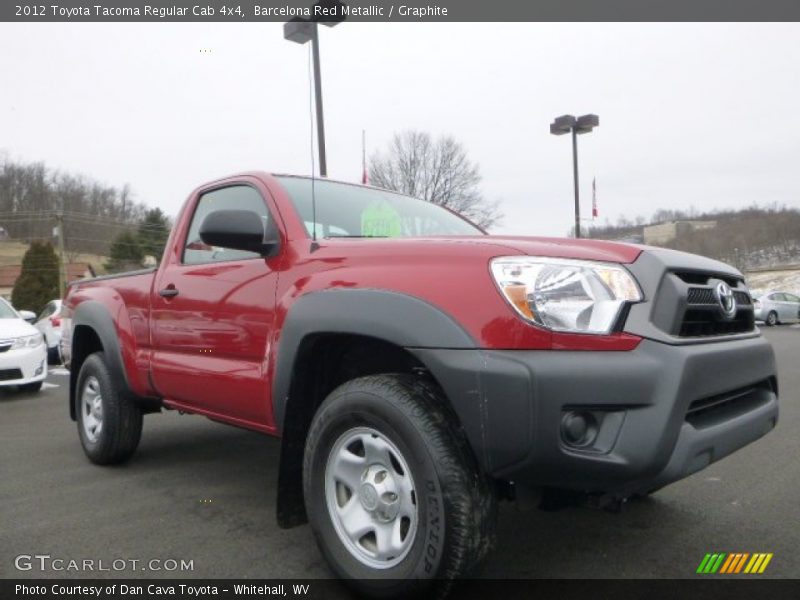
xmin=586 ymin=204 xmax=800 ymax=270
xmin=0 ymin=155 xmax=151 ymax=256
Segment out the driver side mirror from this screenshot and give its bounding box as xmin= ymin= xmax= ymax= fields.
xmin=199 ymin=210 xmax=280 ymax=257
xmin=19 ymin=310 xmax=36 ymax=323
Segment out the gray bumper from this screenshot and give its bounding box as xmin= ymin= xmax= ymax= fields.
xmin=644 ymin=394 xmax=777 ymax=493
xmin=411 ymin=334 xmax=778 ymax=494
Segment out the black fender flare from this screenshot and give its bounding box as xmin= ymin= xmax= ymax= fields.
xmin=68 ymin=301 xmax=130 ymax=420
xmin=272 ymin=288 xmax=480 ymax=528
xmin=272 ymin=288 xmax=477 ymax=431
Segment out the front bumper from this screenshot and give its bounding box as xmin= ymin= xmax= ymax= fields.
xmin=0 ymin=344 xmax=48 ymax=386
xmin=413 ymin=334 xmax=778 ymax=495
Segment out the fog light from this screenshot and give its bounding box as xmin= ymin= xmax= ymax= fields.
xmin=561 ymin=411 xmax=598 ymax=447
xmin=35 ymin=362 xmax=44 ymax=376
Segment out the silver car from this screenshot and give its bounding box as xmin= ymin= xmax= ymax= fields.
xmin=754 ymin=291 xmax=800 ymax=325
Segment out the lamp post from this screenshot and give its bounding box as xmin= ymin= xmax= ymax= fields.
xmin=550 ymin=114 xmax=599 ymax=238
xmin=284 ymin=1 xmax=346 ymax=178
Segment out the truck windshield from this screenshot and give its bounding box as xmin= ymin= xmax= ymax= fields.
xmin=276 ymin=176 xmax=484 ymax=238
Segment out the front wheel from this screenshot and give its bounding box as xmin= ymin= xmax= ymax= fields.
xmin=766 ymin=311 xmax=778 ymax=326
xmin=76 ymin=352 xmax=142 ymax=465
xmin=303 ymin=374 xmax=496 ymax=598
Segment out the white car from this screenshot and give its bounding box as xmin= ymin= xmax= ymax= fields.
xmin=0 ymin=297 xmax=47 ymax=392
xmin=33 ymin=299 xmax=63 ymax=364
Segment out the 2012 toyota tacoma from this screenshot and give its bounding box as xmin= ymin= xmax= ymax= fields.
xmin=61 ymin=172 xmax=779 ymax=597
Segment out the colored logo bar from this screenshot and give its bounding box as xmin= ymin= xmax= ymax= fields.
xmin=696 ymin=553 xmax=773 ymax=574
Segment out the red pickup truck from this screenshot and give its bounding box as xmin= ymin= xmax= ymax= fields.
xmin=61 ymin=172 xmax=778 ymax=596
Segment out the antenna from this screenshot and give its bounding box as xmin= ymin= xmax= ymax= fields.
xmin=307 ymin=43 xmax=318 ymax=243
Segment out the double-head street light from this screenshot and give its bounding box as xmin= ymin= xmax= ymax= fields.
xmin=550 ymin=114 xmax=599 ymax=239
xmin=284 ymin=1 xmax=346 ymax=178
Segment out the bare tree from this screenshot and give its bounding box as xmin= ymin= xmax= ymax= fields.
xmin=0 ymin=157 xmax=147 ymax=255
xmin=369 ymin=130 xmax=502 ymax=230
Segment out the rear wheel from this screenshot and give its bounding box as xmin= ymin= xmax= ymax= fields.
xmin=76 ymin=352 xmax=142 ymax=465
xmin=303 ymin=374 xmax=496 ymax=598
xmin=766 ymin=311 xmax=778 ymax=326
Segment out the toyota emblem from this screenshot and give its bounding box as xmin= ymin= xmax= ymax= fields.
xmin=714 ymin=281 xmax=737 ymax=320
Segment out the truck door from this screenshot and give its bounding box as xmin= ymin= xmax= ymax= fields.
xmin=150 ymin=181 xmax=281 ymax=428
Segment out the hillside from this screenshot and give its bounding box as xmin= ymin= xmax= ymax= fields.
xmin=587 ymin=205 xmax=800 ymax=272
xmin=745 ymin=268 xmax=800 ymax=297
xmin=1 ymin=156 xmax=146 ymax=257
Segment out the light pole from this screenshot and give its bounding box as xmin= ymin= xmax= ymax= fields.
xmin=550 ymin=114 xmax=599 ymax=238
xmin=283 ymin=1 xmax=346 ymax=178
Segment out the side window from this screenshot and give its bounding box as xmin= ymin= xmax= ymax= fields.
xmin=183 ymin=185 xmax=271 ymax=265
xmin=769 ymin=293 xmax=783 ymax=301
xmin=785 ymin=293 xmax=800 ymax=303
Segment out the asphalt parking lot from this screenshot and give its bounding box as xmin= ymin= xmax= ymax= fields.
xmin=1 ymin=328 xmax=798 ymax=582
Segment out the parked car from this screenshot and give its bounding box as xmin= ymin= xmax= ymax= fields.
xmin=61 ymin=172 xmax=778 ymax=598
xmin=753 ymin=291 xmax=800 ymax=325
xmin=0 ymin=297 xmax=47 ymax=392
xmin=33 ymin=299 xmax=63 ymax=364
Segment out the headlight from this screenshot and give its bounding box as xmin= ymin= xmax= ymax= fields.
xmin=12 ymin=334 xmax=43 ymax=349
xmin=490 ymin=257 xmax=643 ymax=334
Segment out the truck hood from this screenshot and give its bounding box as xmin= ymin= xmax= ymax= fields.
xmin=340 ymin=235 xmax=642 ymax=264
xmin=479 ymin=235 xmax=642 ymax=263
xmin=323 ymin=235 xmax=644 ymax=264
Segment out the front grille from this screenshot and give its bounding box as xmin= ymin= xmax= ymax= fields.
xmin=679 ymin=308 xmax=755 ymax=337
xmin=686 ymin=288 xmax=752 ymax=307
xmin=659 ymin=271 xmax=757 ymax=338
xmin=734 ymin=291 xmax=753 ymax=306
xmin=675 ymin=271 xmax=739 ymax=287
xmin=0 ymin=368 xmax=23 ymax=381
xmin=686 ymin=380 xmax=774 ymax=428
xmin=687 ymin=288 xmax=715 ymax=305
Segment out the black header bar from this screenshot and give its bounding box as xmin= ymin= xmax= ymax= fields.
xmin=3 ymin=1 xmax=800 ymax=23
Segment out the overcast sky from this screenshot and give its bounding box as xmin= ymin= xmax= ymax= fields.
xmin=1 ymin=22 xmax=799 ymax=235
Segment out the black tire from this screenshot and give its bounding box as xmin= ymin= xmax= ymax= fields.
xmin=766 ymin=311 xmax=778 ymax=326
xmin=303 ymin=374 xmax=496 ymax=599
xmin=18 ymin=381 xmax=43 ymax=393
xmin=76 ymin=352 xmax=142 ymax=465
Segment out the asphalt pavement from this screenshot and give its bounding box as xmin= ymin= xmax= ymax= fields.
xmin=1 ymin=328 xmax=797 ymax=582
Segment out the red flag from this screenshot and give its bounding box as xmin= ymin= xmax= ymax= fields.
xmin=361 ymin=129 xmax=368 ymax=184
xmin=592 ymin=177 xmax=598 ymax=218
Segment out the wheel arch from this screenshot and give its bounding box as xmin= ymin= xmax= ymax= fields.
xmin=273 ymin=289 xmax=480 ymax=528
xmin=68 ymin=302 xmax=129 ymax=421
